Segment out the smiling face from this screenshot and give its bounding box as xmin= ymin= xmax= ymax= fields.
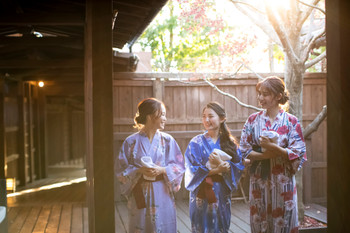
xmin=202 ymin=107 xmax=224 ymax=133
xmin=257 ymin=86 xmax=281 ymax=110
xmin=146 ymin=104 xmax=167 ymax=131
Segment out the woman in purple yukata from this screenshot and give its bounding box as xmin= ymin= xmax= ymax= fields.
xmin=184 ymin=102 xmax=244 ymax=233
xmin=115 ymin=98 xmax=185 ymax=233
xmin=239 ymin=76 xmax=307 ymax=233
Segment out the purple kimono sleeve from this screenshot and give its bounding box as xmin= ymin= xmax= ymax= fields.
xmin=163 ymin=137 xmax=185 ymax=193
xmin=224 ymin=149 xmax=245 ymax=191
xmin=114 ymin=138 xmax=140 ymax=196
xmin=184 ymin=140 xmax=210 ymax=193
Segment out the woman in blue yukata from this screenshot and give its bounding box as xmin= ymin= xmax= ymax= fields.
xmin=184 ymin=102 xmax=244 ymax=233
xmin=115 ymin=98 xmax=185 ymax=233
xmin=239 ymin=76 xmax=307 ymax=233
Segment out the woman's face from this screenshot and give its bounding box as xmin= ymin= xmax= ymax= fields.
xmin=202 ymin=107 xmax=224 ymax=132
xmin=146 ymin=104 xmax=167 ymax=130
xmin=257 ymin=86 xmax=281 ymax=110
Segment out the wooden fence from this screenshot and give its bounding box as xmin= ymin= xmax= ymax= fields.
xmin=113 ymin=72 xmax=327 ymax=204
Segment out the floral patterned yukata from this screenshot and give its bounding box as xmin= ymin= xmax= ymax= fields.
xmin=184 ymin=132 xmax=244 ymax=233
xmin=239 ymin=109 xmax=307 ymax=233
xmin=115 ymin=131 xmax=185 ymax=233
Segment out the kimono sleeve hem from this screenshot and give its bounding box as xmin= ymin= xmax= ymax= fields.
xmin=185 ymin=166 xmax=209 ymax=192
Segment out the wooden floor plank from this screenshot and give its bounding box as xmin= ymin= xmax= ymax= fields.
xmin=115 ymin=201 xmax=129 ymax=231
xmin=176 ymin=201 xmax=191 ymax=233
xmin=305 ymin=203 xmax=327 ymax=223
xmin=32 ymin=205 xmax=51 ymax=233
xmin=45 ymin=204 xmax=62 ymax=233
xmin=114 ymin=205 xmax=127 ymax=233
xmin=58 ymin=203 xmax=72 ymax=233
xmin=83 ymin=207 xmax=89 ymax=233
xmin=19 ymin=206 xmax=41 ymax=233
xmin=71 ymin=203 xmax=83 ymax=233
xmin=8 ymin=206 xmax=31 ymax=233
xmin=7 ymin=206 xmax=21 ymax=226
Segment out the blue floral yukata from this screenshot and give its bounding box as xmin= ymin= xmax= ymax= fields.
xmin=184 ymin=132 xmax=244 ymax=233
xmin=115 ymin=131 xmax=185 ymax=233
xmin=239 ymin=109 xmax=307 ymax=233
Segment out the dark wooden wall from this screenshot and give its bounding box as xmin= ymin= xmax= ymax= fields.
xmin=113 ymin=72 xmax=327 ymax=204
xmin=1 ymin=80 xmax=44 ymax=187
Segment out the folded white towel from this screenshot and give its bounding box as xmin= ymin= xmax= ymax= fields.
xmin=141 ymin=156 xmax=157 ymax=180
xmin=261 ymin=130 xmax=279 ymax=152
xmin=206 ymin=149 xmax=232 ymax=170
xmin=0 ymin=206 xmax=6 ymax=224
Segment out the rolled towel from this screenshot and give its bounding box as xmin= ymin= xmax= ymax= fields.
xmin=206 ymin=148 xmax=232 ymax=170
xmin=140 ymin=156 xmax=157 ymax=181
xmin=260 ymin=130 xmax=279 ymax=152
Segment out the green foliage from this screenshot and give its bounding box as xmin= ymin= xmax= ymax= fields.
xmin=136 ymin=0 xmax=255 ymax=72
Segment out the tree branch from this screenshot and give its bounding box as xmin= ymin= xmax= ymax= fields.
xmin=298 ymin=0 xmax=325 ymax=15
xmin=229 ymin=0 xmax=280 ymax=44
xmin=264 ymin=0 xmax=301 ymax=65
xmin=298 ymin=0 xmax=322 ymax=28
xmin=303 ymin=28 xmax=326 ymax=63
xmin=229 ymin=0 xmax=264 ymax=14
xmin=303 ymin=105 xmax=327 ymax=138
xmin=305 ymin=51 xmax=326 ymax=69
xmin=205 ymin=78 xmax=263 ymax=112
xmin=239 ymin=62 xmax=265 ymax=79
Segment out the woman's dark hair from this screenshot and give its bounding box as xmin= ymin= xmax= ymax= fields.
xmin=134 ymin=98 xmax=164 ymax=129
xmin=256 ymin=76 xmax=290 ymax=105
xmin=204 ymin=102 xmax=240 ymax=163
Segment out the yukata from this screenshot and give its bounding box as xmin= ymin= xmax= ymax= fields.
xmin=184 ymin=132 xmax=244 ymax=233
xmin=239 ymin=109 xmax=307 ymax=233
xmin=115 ymin=131 xmax=185 ymax=233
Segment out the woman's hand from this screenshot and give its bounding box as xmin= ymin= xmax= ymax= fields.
xmin=209 ymin=152 xmax=223 ymax=166
xmin=217 ymin=161 xmax=230 ymax=173
xmin=260 ymin=136 xmax=274 ymax=149
xmin=138 ymin=166 xmax=166 ymax=177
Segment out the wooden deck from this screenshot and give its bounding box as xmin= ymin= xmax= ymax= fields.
xmin=6 ymin=167 xmax=326 ymax=232
xmin=115 ymin=200 xmax=250 ymax=233
xmin=6 ymin=167 xmax=251 ymax=233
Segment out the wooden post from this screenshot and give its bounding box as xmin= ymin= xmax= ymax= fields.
xmin=85 ymin=0 xmax=115 ymax=232
xmin=26 ymin=83 xmax=35 ymax=182
xmin=153 ymin=78 xmax=164 ymax=100
xmin=0 ymin=78 xmax=6 ymax=179
xmin=37 ymin=85 xmax=47 ymax=178
xmin=0 ymin=79 xmax=8 ymax=232
xmin=17 ymin=81 xmax=28 ymax=186
xmin=326 ymin=0 xmax=350 ymax=232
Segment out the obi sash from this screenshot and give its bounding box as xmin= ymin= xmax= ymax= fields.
xmin=197 ymin=174 xmax=224 ymax=203
xmin=133 ymin=174 xmax=164 ymax=209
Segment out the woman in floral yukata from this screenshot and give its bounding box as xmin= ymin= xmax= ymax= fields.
xmin=239 ymin=76 xmax=307 ymax=233
xmin=184 ymin=102 xmax=244 ymax=233
xmin=115 ymin=98 xmax=185 ymax=233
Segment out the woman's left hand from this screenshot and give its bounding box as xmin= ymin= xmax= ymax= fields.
xmin=209 ymin=152 xmax=223 ymax=166
xmin=152 ymin=166 xmax=166 ymax=176
xmin=260 ymin=136 xmax=274 ymax=149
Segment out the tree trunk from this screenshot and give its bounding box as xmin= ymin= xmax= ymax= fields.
xmin=284 ymin=55 xmax=306 ymax=222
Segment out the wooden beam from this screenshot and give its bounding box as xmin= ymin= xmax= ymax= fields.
xmin=0 ymin=13 xmax=84 ymax=26
xmin=0 ymin=59 xmax=83 ymax=69
xmin=0 ymin=37 xmax=84 ymax=49
xmin=85 ymin=0 xmax=115 ymax=232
